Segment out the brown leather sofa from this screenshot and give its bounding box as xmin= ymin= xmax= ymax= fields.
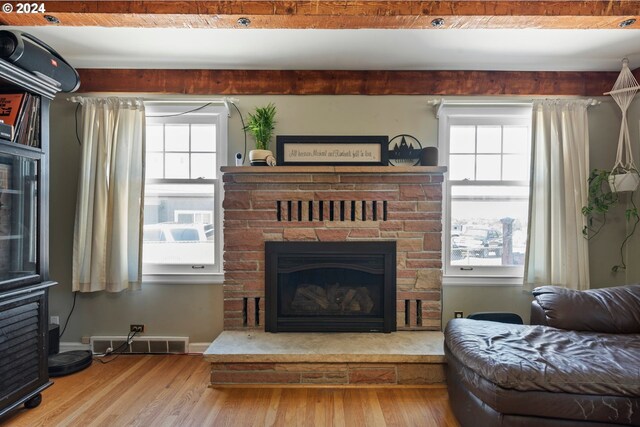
xmin=444 ymin=284 xmax=640 ymax=427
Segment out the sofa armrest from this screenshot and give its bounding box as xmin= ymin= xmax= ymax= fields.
xmin=529 ymin=300 xmax=548 ymax=326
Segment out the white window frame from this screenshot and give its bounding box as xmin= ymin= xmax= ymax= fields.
xmin=438 ymin=105 xmax=532 ymax=286
xmin=143 ymin=104 xmax=227 ymax=284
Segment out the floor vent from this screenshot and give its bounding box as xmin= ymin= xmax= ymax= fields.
xmin=90 ymin=336 xmax=189 ymax=354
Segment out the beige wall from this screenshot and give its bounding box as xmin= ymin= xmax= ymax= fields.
xmin=620 ymin=98 xmax=640 ymax=286
xmin=48 ymin=95 xmax=635 ymax=343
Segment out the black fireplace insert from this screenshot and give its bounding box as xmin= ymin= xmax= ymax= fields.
xmin=265 ymin=241 xmax=396 ymax=332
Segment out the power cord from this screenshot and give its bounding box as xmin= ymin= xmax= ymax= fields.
xmin=143 ymin=100 xmax=247 ymax=163
xmin=229 ymin=101 xmax=247 ymax=165
xmin=74 ymin=103 xmax=81 ymax=145
xmin=145 ymin=102 xmax=213 ymax=118
xmin=58 ymin=291 xmax=78 ymax=338
xmin=94 ymin=330 xmax=139 ymax=364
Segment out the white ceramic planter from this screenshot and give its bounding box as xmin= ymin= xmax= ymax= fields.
xmin=249 ymin=149 xmax=275 ymax=166
xmin=608 ymin=172 xmax=640 ymax=192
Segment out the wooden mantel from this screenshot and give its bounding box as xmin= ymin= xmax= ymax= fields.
xmin=0 ymin=1 xmax=638 ymax=29
xmin=221 ymin=166 xmax=447 ymax=174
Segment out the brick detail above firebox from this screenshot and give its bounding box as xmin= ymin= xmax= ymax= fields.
xmin=221 ymin=166 xmax=446 ymax=331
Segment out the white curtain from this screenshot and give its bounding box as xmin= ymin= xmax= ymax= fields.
xmin=524 ymin=100 xmax=591 ymax=291
xmin=72 ymin=98 xmax=145 ymax=292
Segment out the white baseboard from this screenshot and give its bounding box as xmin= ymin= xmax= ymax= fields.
xmin=60 ymin=341 xmax=209 ymax=354
xmin=60 ymin=342 xmax=91 ymax=352
xmin=188 ymin=342 xmax=210 ymax=354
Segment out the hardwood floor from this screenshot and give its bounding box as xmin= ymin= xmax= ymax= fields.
xmin=4 ymin=355 xmax=459 ymax=427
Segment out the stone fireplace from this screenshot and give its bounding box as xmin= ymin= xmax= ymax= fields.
xmin=222 ymin=166 xmax=446 ymax=332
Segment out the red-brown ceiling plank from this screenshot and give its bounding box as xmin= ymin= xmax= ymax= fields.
xmin=0 ymin=1 xmax=637 ymax=28
xmin=75 ymin=69 xmax=617 ymax=96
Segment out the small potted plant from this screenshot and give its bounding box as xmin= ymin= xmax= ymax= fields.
xmin=244 ymin=103 xmax=277 ymax=166
xmin=582 ymin=168 xmax=639 ymax=272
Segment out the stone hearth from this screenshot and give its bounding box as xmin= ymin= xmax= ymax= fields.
xmin=221 ymin=166 xmax=446 ymax=332
xmin=204 ymin=331 xmax=445 ymax=386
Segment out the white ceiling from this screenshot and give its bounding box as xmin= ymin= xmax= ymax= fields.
xmin=9 ymin=26 xmax=640 ymax=71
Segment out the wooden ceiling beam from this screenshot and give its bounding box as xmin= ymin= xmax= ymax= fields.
xmin=76 ymin=69 xmax=617 ymax=96
xmin=1 ymin=1 xmax=638 ymax=29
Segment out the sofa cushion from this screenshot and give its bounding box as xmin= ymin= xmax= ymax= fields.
xmin=532 ymin=284 xmax=640 ymax=333
xmin=444 ymin=318 xmax=640 ymax=397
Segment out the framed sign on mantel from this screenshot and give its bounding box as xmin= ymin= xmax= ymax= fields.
xmin=276 ymin=135 xmax=389 ymax=166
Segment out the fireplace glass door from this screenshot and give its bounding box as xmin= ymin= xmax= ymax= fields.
xmin=265 ymin=241 xmax=396 ymax=332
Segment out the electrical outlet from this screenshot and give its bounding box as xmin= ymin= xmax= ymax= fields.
xmin=50 ymin=315 xmax=60 ymax=325
xmin=81 ymin=336 xmax=90 ymax=344
xmin=130 ymin=324 xmax=145 ymax=333
xmin=454 ymin=311 xmax=464 ymax=319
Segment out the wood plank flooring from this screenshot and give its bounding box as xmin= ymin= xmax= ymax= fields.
xmin=4 ymin=355 xmax=459 ymax=427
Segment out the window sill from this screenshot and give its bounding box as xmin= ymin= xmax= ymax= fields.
xmin=142 ymin=273 xmax=224 ymax=285
xmin=443 ymin=275 xmax=524 ymax=287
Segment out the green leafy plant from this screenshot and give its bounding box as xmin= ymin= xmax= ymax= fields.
xmin=582 ymin=168 xmax=640 ymax=272
xmin=244 ymin=103 xmax=277 ymax=150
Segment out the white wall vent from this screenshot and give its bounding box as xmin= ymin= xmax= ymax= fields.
xmin=90 ymin=336 xmax=189 ymax=354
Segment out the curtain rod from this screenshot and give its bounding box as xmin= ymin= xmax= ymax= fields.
xmin=143 ymin=97 xmax=239 ymax=104
xmin=68 ymin=96 xmax=239 ymax=117
xmin=67 ymin=96 xmax=238 ymax=104
xmin=429 ymin=97 xmax=601 ymax=118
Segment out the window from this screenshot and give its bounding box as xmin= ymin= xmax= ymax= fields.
xmin=439 ymin=105 xmax=532 ymax=284
xmin=143 ymin=105 xmax=227 ymax=282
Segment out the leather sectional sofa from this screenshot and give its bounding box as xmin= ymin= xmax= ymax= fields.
xmin=444 ymin=284 xmax=640 ymax=426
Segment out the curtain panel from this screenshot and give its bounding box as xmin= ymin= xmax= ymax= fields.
xmin=72 ymin=97 xmax=145 ymax=292
xmin=524 ymin=100 xmax=591 ymax=291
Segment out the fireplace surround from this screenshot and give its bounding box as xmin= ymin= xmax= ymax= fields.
xmin=222 ymin=166 xmax=445 ymax=331
xmin=265 ymin=241 xmax=396 ymax=333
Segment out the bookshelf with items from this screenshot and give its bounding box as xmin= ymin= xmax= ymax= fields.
xmin=0 ymin=57 xmax=60 ymax=419
xmin=0 ymin=92 xmax=41 ymax=148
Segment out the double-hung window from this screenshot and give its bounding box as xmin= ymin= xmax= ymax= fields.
xmin=439 ymin=105 xmax=532 ymax=284
xmin=143 ymin=105 xmax=227 ymax=283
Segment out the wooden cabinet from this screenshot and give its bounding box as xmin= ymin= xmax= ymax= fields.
xmin=0 ymin=58 xmax=60 ymax=418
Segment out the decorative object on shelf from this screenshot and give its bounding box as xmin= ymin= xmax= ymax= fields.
xmin=387 ymin=134 xmax=422 ymax=166
xmin=420 ymin=146 xmax=439 ymax=166
xmin=276 ymin=135 xmax=388 ymax=166
xmin=604 ymin=58 xmax=640 ymax=193
xmin=244 ymin=103 xmax=277 ymax=166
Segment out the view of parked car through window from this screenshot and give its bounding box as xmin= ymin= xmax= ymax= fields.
xmin=453 ymin=228 xmax=502 ymax=258
xmin=143 ymin=223 xmax=214 ymax=265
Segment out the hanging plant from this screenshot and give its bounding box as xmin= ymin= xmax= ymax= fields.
xmin=605 ymin=58 xmax=640 ymax=193
xmin=582 ymin=169 xmax=640 ymax=272
xmin=583 ymin=58 xmax=640 ymax=272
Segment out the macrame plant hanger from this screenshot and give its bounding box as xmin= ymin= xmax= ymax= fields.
xmin=605 ymin=58 xmax=640 ymax=192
